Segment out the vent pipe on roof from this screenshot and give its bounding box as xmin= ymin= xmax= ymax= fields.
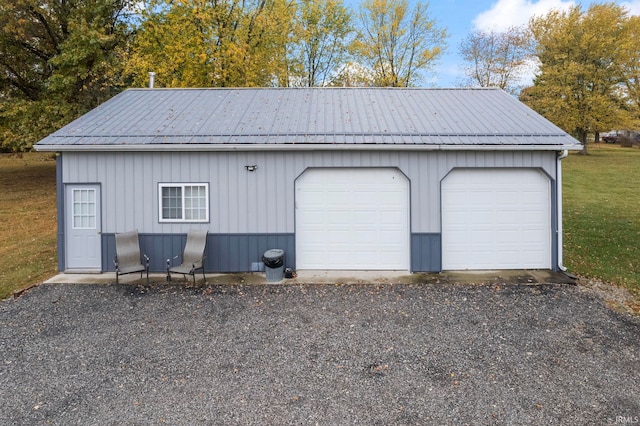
xmin=148 ymin=72 xmax=156 ymax=89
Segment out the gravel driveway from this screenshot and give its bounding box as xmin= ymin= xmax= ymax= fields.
xmin=1 ymin=281 xmax=638 ymax=425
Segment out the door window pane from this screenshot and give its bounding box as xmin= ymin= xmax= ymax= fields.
xmin=72 ymin=189 xmax=97 ymax=229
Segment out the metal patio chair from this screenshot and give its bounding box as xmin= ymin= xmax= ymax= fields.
xmin=166 ymin=231 xmax=208 ymax=283
xmin=113 ymin=229 xmax=150 ymax=285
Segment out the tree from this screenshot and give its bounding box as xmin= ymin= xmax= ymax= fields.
xmin=620 ymin=15 xmax=640 ymax=126
xmin=329 ymin=61 xmax=375 ymax=87
xmin=352 ymin=0 xmax=447 ymax=87
xmin=126 ymin=0 xmax=295 ymax=88
xmin=287 ymin=0 xmax=353 ymax=87
xmin=459 ymin=26 xmax=532 ymax=94
xmin=523 ymin=3 xmax=631 ymax=154
xmin=0 ymin=0 xmax=135 ymax=151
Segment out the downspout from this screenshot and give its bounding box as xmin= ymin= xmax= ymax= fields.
xmin=557 ymin=150 xmax=569 ymax=271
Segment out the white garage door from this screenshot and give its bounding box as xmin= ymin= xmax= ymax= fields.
xmin=296 ymin=168 xmax=409 ymax=270
xmin=442 ymin=168 xmax=551 ymax=270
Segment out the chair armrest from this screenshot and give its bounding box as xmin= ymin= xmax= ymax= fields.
xmin=143 ymin=254 xmax=150 ymax=270
xmin=165 ymin=254 xmax=181 ymax=267
xmin=113 ymin=256 xmax=119 ymax=271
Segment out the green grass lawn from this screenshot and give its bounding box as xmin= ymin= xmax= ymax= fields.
xmin=0 ymin=153 xmax=57 ymax=299
xmin=0 ymin=148 xmax=638 ymax=307
xmin=563 ymin=144 xmax=640 ymax=299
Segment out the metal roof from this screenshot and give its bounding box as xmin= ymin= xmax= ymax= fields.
xmin=36 ymin=87 xmax=581 ymax=151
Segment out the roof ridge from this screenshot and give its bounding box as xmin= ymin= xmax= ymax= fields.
xmin=124 ymin=87 xmax=502 ymax=92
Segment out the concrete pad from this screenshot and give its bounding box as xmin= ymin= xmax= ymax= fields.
xmin=42 ymin=269 xmax=575 ymax=286
xmin=43 ymin=273 xmax=155 ymax=284
xmin=289 ymin=270 xmax=411 ymax=284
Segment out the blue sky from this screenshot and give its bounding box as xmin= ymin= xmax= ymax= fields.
xmin=348 ymin=0 xmax=640 ymax=87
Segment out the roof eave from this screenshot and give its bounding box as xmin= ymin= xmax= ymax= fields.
xmin=35 ymin=143 xmax=583 ymax=153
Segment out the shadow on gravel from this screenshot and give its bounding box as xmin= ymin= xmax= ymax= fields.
xmin=1 ymin=281 xmax=638 ymax=425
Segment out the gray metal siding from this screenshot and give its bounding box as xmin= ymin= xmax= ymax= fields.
xmin=411 ymin=233 xmax=442 ymax=272
xmin=56 ymin=155 xmax=65 ymax=272
xmin=62 ymin=150 xmax=559 ymax=272
xmin=102 ymin=233 xmax=295 ymax=273
xmin=62 ymin=150 xmax=557 ymax=236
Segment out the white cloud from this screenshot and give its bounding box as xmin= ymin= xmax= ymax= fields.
xmin=473 ymin=0 xmax=576 ymax=32
xmin=621 ymin=0 xmax=640 ymax=15
xmin=465 ymin=0 xmax=639 ymax=89
xmin=515 ymin=56 xmax=541 ymax=88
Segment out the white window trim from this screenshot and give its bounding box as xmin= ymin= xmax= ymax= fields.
xmin=158 ymin=183 xmax=210 ymax=223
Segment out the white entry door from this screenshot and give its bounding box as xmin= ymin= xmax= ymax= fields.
xmin=66 ymin=185 xmax=102 ymax=271
xmin=295 ymin=168 xmax=410 ymax=270
xmin=441 ymin=168 xmax=551 ymax=270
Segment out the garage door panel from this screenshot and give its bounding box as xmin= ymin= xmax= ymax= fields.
xmin=352 ymin=230 xmax=378 ymax=243
xmin=470 ymin=229 xmax=496 ymax=240
xmin=328 ymin=192 xmax=351 ymax=204
xmin=446 ymin=230 xmax=472 ymax=243
xmin=303 ymin=211 xmax=328 ymax=223
xmin=447 ymin=211 xmax=469 ymax=225
xmin=297 ymin=189 xmax=325 ymax=203
xmin=326 ymin=230 xmax=352 ymax=242
xmin=495 ymin=211 xmax=521 ymax=225
xmin=471 ymin=210 xmax=494 ymax=225
xmin=303 ymin=231 xmax=326 ymax=242
xmin=296 ymin=168 xmax=409 ymax=270
xmin=353 ymin=190 xmax=377 ymax=201
xmin=326 ymin=211 xmax=351 ymax=224
xmin=378 ymin=230 xmax=404 ymax=242
xmin=466 ymin=250 xmax=494 ymax=267
xmin=376 ymin=193 xmax=407 ymax=205
xmin=521 ymin=211 xmax=546 ymax=223
xmin=524 ymin=252 xmax=548 ymax=265
xmin=379 ymin=212 xmax=406 ymax=225
xmin=523 ymin=189 xmax=547 ymax=200
xmin=468 ymin=191 xmax=494 ymax=204
xmin=353 ymin=211 xmax=378 ymax=224
xmin=442 ymin=168 xmax=551 ymax=270
xmin=495 ymin=230 xmax=521 ymax=243
xmin=496 ymin=192 xmax=520 ymax=204
xmin=523 ymin=229 xmax=544 ymax=240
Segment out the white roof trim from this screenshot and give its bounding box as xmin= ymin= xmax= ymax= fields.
xmin=35 ymin=143 xmax=583 ymax=152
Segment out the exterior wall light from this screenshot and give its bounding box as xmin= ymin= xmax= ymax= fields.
xmin=245 ymin=165 xmax=258 ymax=172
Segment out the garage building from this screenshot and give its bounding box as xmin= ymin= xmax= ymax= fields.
xmin=35 ymin=87 xmax=581 ymax=273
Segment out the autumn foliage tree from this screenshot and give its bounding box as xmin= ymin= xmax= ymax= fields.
xmin=620 ymin=15 xmax=640 ymax=124
xmin=1 ymin=0 xmax=450 ymax=150
xmin=126 ymin=0 xmax=296 ymax=88
xmin=459 ymin=26 xmax=532 ymax=94
xmin=0 ymin=0 xmax=134 ymax=151
xmin=288 ymin=0 xmax=353 ymax=87
xmin=352 ymin=0 xmax=447 ymax=87
xmin=523 ymin=3 xmax=633 ymax=154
